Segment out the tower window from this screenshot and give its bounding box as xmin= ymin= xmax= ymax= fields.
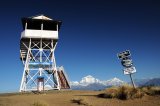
xmin=43 ymin=21 xmax=57 ymax=31
xmin=27 ymin=20 xmax=41 ymax=30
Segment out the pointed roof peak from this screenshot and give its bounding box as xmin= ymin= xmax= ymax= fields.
xmin=30 ymin=14 xmax=53 ymax=20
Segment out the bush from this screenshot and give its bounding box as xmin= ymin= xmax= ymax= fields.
xmin=71 ymin=98 xmax=91 ymax=106
xmin=98 ymin=87 xmax=118 ymax=98
xmin=117 ymin=86 xmax=129 ymax=100
xmin=141 ymin=86 xmax=160 ymax=95
xmin=98 ymin=85 xmax=145 ymax=100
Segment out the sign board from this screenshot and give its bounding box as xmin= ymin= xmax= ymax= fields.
xmin=123 ymin=67 xmax=136 ymax=75
xmin=121 ymin=59 xmax=133 ymax=67
xmin=117 ymin=50 xmax=131 ymax=59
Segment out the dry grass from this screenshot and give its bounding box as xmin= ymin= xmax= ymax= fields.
xmin=71 ymin=97 xmax=92 ymax=106
xmin=140 ymin=86 xmax=160 ymax=95
xmin=32 ymin=101 xmax=49 ymax=106
xmin=98 ymin=86 xmax=160 ymax=100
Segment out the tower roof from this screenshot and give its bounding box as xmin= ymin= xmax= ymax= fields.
xmin=21 ymin=14 xmax=62 ymax=30
xmin=30 ymin=14 xmax=53 ymax=20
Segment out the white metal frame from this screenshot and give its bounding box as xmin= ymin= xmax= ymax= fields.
xmin=20 ymin=38 xmax=60 ymax=92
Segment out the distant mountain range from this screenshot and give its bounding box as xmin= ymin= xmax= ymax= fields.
xmin=133 ymin=78 xmax=160 ymax=87
xmin=70 ymin=75 xmax=160 ymax=90
xmin=70 ymin=75 xmax=125 ymax=90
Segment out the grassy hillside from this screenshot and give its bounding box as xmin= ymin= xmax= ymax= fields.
xmin=0 ymin=86 xmax=160 ymax=106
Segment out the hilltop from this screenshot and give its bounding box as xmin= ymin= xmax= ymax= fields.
xmin=0 ymin=86 xmax=160 ymax=106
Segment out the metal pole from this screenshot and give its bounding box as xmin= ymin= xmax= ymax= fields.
xmin=37 ymin=80 xmax=39 ymax=92
xmin=129 ymin=74 xmax=136 ymax=88
xmin=43 ymin=79 xmax=44 ymax=92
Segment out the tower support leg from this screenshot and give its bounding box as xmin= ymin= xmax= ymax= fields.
xmin=20 ymin=38 xmax=61 ymax=92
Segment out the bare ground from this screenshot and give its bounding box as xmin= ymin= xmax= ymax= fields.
xmin=0 ymin=90 xmax=160 ymax=106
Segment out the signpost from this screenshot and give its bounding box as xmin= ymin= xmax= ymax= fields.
xmin=123 ymin=67 xmax=136 ymax=75
xmin=117 ymin=50 xmax=136 ymax=88
xmin=121 ymin=59 xmax=133 ymax=67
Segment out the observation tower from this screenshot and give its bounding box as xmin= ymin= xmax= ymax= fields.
xmin=19 ymin=15 xmax=70 ymax=92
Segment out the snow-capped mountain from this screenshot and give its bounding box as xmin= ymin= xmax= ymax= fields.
xmin=70 ymin=81 xmax=79 ymax=86
xmin=70 ymin=75 xmax=125 ymax=90
xmin=101 ymin=77 xmax=125 ymax=86
xmin=79 ymin=75 xmax=100 ymax=86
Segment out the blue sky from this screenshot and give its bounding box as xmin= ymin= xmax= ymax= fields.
xmin=0 ymin=0 xmax=160 ymax=92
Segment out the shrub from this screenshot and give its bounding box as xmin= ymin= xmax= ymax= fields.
xmin=117 ymin=86 xmax=129 ymax=100
xmin=71 ymin=98 xmax=91 ymax=106
xmin=141 ymin=86 xmax=160 ymax=95
xmin=98 ymin=87 xmax=118 ymax=98
xmin=98 ymin=85 xmax=144 ymax=100
xmin=152 ymin=87 xmax=160 ymax=95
